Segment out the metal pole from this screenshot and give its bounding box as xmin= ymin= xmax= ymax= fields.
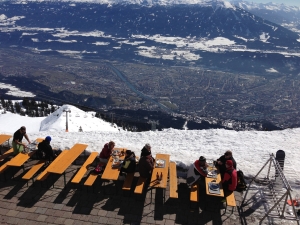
xmin=63 ymin=109 xmax=71 ymax=132
xmin=66 ymin=111 xmax=69 ymax=132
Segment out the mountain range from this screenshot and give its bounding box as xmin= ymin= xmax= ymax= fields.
xmin=0 ymin=0 xmax=300 ymax=129
xmin=0 ymin=0 xmax=299 ymax=74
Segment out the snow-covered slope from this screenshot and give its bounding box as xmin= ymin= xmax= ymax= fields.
xmin=231 ymin=0 xmax=300 ymax=12
xmin=0 ymin=104 xmax=120 ymax=133
xmin=231 ymin=0 xmax=300 ymax=34
xmin=39 ymin=105 xmax=119 ymax=132
xmin=0 ymin=104 xmax=300 ymax=187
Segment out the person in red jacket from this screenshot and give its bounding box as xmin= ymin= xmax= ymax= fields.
xmin=99 ymin=141 xmax=115 ymax=164
xmin=94 ymin=141 xmax=115 ymax=174
xmin=221 ymin=160 xmax=237 ymax=197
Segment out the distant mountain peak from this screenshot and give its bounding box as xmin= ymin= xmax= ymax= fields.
xmin=4 ymin=0 xmax=235 ymax=7
xmin=230 ymin=0 xmax=300 ymax=12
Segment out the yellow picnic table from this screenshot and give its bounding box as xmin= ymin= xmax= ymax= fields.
xmin=101 ymin=148 xmax=126 ymax=181
xmin=149 ymin=154 xmax=170 ymax=189
xmin=6 ymin=138 xmax=44 ymax=167
xmin=0 ymin=134 xmax=12 ymax=146
xmin=205 ymin=166 xmax=224 ymax=197
xmin=0 ymin=138 xmax=43 ymax=177
xmin=47 ymin=143 xmax=88 ymax=186
xmin=149 ymin=154 xmax=170 ymax=203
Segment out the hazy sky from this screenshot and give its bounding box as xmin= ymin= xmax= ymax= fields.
xmin=248 ymin=0 xmax=300 ymax=7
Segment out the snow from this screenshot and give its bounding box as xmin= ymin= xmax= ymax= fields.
xmin=1 ymin=104 xmax=300 ymax=189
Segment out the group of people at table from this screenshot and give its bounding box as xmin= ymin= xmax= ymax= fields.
xmin=94 ymin=141 xmax=155 ymax=180
xmin=187 ymin=150 xmax=237 ymax=199
xmin=11 ymin=126 xmax=237 ymax=198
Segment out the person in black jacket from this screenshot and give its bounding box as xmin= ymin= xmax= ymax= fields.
xmin=12 ymin=126 xmax=31 ymax=156
xmin=140 ymin=143 xmax=152 ymax=157
xmin=215 ymin=150 xmax=237 ymax=178
xmin=38 ymin=136 xmax=55 ymax=162
xmin=120 ymin=150 xmax=136 ymax=174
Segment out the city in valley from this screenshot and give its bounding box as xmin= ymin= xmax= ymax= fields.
xmin=0 ymin=48 xmax=299 ymax=130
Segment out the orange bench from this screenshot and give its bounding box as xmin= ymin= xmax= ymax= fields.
xmin=0 ymin=148 xmax=13 ymax=161
xmin=36 ymin=150 xmax=68 ymax=182
xmin=225 ymin=192 xmax=237 ymax=213
xmin=190 ymin=183 xmax=199 ymax=202
xmin=22 ymin=160 xmax=46 ymax=185
xmin=122 ymin=173 xmax=135 ymax=192
xmin=134 ymin=177 xmax=147 ymax=194
xmin=72 ymin=152 xmax=98 ymax=184
xmin=169 ymin=162 xmax=178 ymax=198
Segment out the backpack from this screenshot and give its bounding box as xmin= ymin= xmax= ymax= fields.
xmin=235 ymin=170 xmax=247 ymax=192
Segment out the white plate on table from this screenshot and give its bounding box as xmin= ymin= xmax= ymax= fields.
xmin=112 ymin=150 xmax=120 ymax=156
xmin=156 ymin=159 xmax=165 ymax=168
xmin=209 ymin=182 xmax=220 ymax=190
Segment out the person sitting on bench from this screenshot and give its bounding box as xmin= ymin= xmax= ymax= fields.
xmin=138 ymin=149 xmax=154 ymax=179
xmin=140 ymin=143 xmax=152 ymax=157
xmin=186 ymin=156 xmax=208 ymax=188
xmin=37 ymin=136 xmax=55 ymax=163
xmin=221 ymin=160 xmax=237 ymax=197
xmin=120 ymin=150 xmax=136 ymax=174
xmin=94 ymin=141 xmax=115 ymax=173
xmin=215 ymin=150 xmax=237 ymax=178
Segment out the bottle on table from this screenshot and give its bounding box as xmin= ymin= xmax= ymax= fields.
xmin=160 ymin=172 xmax=163 ymax=180
xmin=156 ymin=172 xmax=159 ymax=180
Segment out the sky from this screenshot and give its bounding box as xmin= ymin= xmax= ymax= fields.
xmin=1 ymin=104 xmax=300 ymax=195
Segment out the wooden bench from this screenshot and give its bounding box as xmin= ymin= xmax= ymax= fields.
xmin=190 ymin=183 xmax=199 ymax=202
xmin=225 ymin=192 xmax=237 ymax=213
xmin=0 ymin=162 xmax=9 ymax=174
xmin=0 ymin=148 xmax=13 ymax=161
xmin=84 ymin=172 xmax=99 ymax=187
xmin=169 ymin=162 xmax=178 ymax=198
xmin=122 ymin=173 xmax=135 ymax=191
xmin=134 ymin=177 xmax=147 ymax=194
xmin=22 ymin=160 xmax=46 ymax=185
xmin=36 ymin=150 xmax=68 ymax=182
xmin=71 ymin=152 xmax=98 ymax=184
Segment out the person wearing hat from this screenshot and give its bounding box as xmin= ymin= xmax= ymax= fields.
xmin=120 ymin=150 xmax=136 ymax=174
xmin=138 ymin=148 xmax=155 ymax=179
xmin=140 ymin=143 xmax=152 ymax=158
xmin=215 ymin=150 xmax=237 ymax=177
xmin=221 ymin=160 xmax=237 ymax=196
xmin=186 ymin=156 xmax=208 ymax=187
xmin=37 ymin=136 xmax=55 ymax=163
xmin=12 ymin=126 xmax=31 ymax=156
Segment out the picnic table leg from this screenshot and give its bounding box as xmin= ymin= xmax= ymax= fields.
xmin=63 ymin=172 xmax=66 ymax=187
xmin=3 ymin=171 xmax=6 ymax=182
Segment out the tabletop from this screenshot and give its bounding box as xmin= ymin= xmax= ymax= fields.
xmin=205 ymin=166 xmax=224 ymax=197
xmin=47 ymin=143 xmax=88 ymax=174
xmin=149 ymin=153 xmax=170 ymax=189
xmin=0 ymin=135 xmax=12 ymax=145
xmin=101 ymin=148 xmax=126 ymax=181
xmin=6 ymin=138 xmax=43 ymax=167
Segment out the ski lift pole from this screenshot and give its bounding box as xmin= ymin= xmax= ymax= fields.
xmin=63 ymin=108 xmax=71 ymax=132
xmin=111 ymin=113 xmax=114 ymax=125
